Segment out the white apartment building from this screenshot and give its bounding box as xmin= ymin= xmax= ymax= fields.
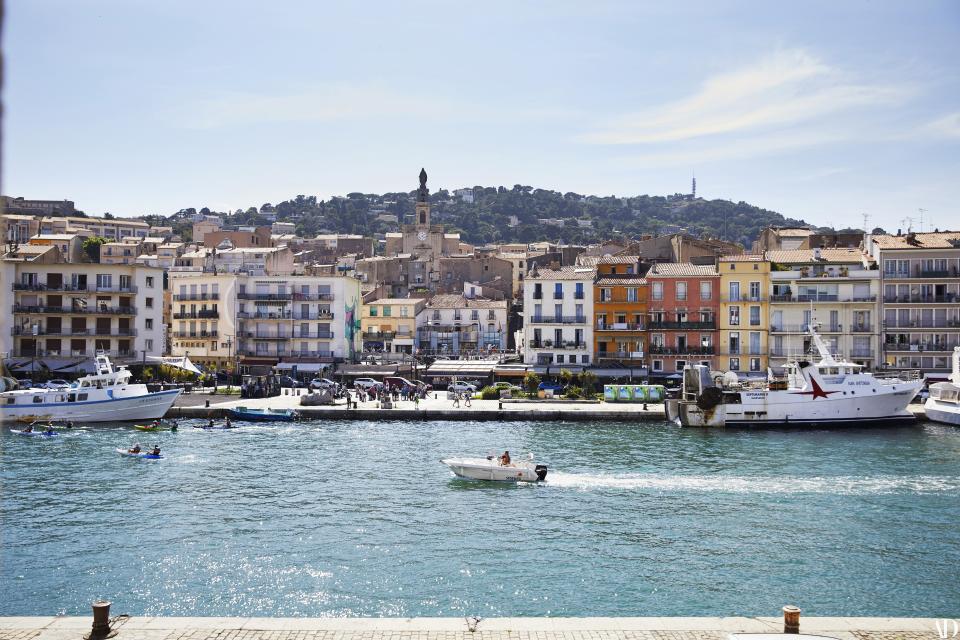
xmin=361 ymin=298 xmax=427 ymax=355
xmin=416 ymin=294 xmax=509 ymax=356
xmin=0 ymin=254 xmax=164 ymax=371
xmin=867 ymin=231 xmax=960 ymax=375
xmin=767 ymin=248 xmax=880 ymax=371
xmin=169 ymin=272 xmax=362 ymax=373
xmin=522 ymin=265 xmax=595 ymax=369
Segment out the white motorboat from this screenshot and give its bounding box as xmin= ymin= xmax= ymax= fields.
xmin=924 ymin=346 xmax=960 ymax=426
xmin=441 ymin=452 xmax=548 ymax=482
xmin=0 ymin=353 xmax=182 ymax=424
xmin=667 ymin=326 xmax=923 ymax=428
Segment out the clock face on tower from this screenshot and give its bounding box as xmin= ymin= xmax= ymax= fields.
xmin=417 ymin=231 xmax=428 ymax=242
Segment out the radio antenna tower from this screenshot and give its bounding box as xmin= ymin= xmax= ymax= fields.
xmin=861 ymin=212 xmax=870 ymax=232
xmin=691 ymin=171 xmax=696 ymax=199
xmin=918 ymin=208 xmax=927 ymax=233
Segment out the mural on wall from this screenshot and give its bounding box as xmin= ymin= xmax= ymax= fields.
xmin=344 ymin=297 xmax=361 ymax=361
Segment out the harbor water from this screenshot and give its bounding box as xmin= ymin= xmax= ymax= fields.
xmin=1 ymin=419 xmax=959 ymax=617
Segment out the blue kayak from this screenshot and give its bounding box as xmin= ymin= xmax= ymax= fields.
xmin=115 ymin=448 xmax=162 ymax=459
xmin=193 ymin=424 xmax=239 ymax=430
xmin=11 ymin=429 xmax=59 ymax=438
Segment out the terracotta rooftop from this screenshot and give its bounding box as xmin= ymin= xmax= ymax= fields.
xmin=595 ymin=277 xmax=647 ymax=286
xmin=598 ymin=255 xmax=641 ymax=265
xmin=775 ymin=228 xmax=815 ymax=237
xmin=767 ymin=248 xmax=872 ymax=264
xmin=528 ymin=265 xmax=597 ymax=280
xmin=647 ymin=263 xmax=719 ymax=277
xmin=720 ymin=254 xmax=766 ymax=262
xmin=425 ymin=294 xmax=506 ymax=309
xmin=870 ymin=231 xmax=960 ymax=249
xmin=369 ymin=298 xmax=427 ymax=305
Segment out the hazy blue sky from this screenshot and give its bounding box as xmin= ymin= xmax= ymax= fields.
xmin=4 ymin=0 xmax=959 ymax=232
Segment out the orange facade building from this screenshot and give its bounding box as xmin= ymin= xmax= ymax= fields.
xmin=593 ymin=256 xmax=648 ymax=366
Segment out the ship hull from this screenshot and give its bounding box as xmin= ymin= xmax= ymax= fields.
xmin=0 ymin=389 xmax=181 ymax=424
xmin=923 ymin=399 xmax=960 ymax=426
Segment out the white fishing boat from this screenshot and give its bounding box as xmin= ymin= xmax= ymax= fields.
xmin=441 ymin=452 xmax=548 ymax=482
xmin=924 ymin=346 xmax=960 ymax=426
xmin=667 ymin=327 xmax=923 ymax=428
xmin=0 ymin=353 xmax=181 ymax=424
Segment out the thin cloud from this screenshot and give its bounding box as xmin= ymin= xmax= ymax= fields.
xmin=580 ymin=49 xmax=910 ymax=144
xmin=921 ymin=112 xmax=960 ymax=138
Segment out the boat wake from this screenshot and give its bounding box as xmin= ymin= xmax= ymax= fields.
xmin=545 ymin=472 xmax=960 ymax=495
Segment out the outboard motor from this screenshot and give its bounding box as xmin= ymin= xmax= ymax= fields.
xmin=534 ymin=464 xmax=548 ymax=481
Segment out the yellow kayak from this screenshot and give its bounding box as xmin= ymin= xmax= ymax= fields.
xmin=133 ymin=424 xmax=161 ymax=431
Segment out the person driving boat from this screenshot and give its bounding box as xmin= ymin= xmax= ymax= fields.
xmin=499 ymin=450 xmax=511 ymax=466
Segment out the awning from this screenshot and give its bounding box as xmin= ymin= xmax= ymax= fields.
xmin=147 ymin=355 xmax=203 ymax=376
xmin=426 ymin=360 xmax=499 ymax=378
xmin=274 ymin=362 xmax=329 ymax=373
xmin=590 ymin=367 xmax=650 ymax=378
xmin=338 ymin=364 xmax=404 ymax=376
xmin=6 ymin=358 xmax=98 ymax=374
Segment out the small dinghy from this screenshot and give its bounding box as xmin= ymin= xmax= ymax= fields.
xmin=226 ymin=407 xmax=297 ymax=422
xmin=116 ymin=448 xmax=162 ymax=459
xmin=441 ymin=452 xmax=548 ymax=482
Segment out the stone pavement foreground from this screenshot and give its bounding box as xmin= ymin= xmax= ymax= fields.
xmin=0 ymin=616 xmax=947 ymax=640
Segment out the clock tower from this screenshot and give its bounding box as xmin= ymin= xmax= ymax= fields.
xmin=415 ymin=167 xmax=430 ymax=237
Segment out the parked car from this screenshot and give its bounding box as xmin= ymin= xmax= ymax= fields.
xmin=277 ymin=376 xmax=300 ymax=388
xmin=493 ymin=381 xmax=522 ymax=392
xmin=354 ymin=377 xmax=383 ymax=391
xmin=448 ymin=381 xmax=478 ymax=393
xmin=45 ymin=379 xmax=71 ymax=389
xmin=310 ymin=378 xmax=337 ymax=390
xmin=383 ymin=376 xmax=431 ymax=392
xmin=537 ymin=381 xmax=565 ymax=393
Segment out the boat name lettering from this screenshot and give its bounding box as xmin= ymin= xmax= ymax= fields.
xmin=847 ymin=381 xmax=871 ymax=386
xmin=744 ymin=392 xmax=767 ymax=399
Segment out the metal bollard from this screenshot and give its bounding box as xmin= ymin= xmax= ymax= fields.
xmin=85 ymin=600 xmax=114 ymax=639
xmin=783 ymin=605 xmax=801 ymax=634
xmin=498 ymin=400 xmax=503 ymax=410
xmin=205 ymin=400 xmax=210 ymax=408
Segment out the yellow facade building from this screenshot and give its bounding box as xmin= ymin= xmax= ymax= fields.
xmin=718 ymin=254 xmax=770 ymax=375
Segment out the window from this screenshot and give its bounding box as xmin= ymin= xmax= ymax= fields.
xmin=729 ymin=306 xmax=740 ymax=326
xmin=575 ymin=283 xmax=584 ymax=299
xmin=652 ymin=360 xmax=663 ymax=372
xmin=750 ymin=358 xmax=761 ymax=372
xmin=652 ymin=281 xmax=663 ymax=301
xmin=729 ymin=358 xmax=740 ymax=371
xmin=700 ymin=281 xmax=711 ymax=300
xmin=676 ymin=360 xmax=687 ymax=372
xmin=145 ymin=319 xmax=153 ymax=330
xmin=96 ymin=274 xmax=113 ymax=289
xmin=749 ymin=281 xmax=760 ymax=300
xmin=728 ymin=281 xmax=740 ymax=301
xmin=145 ymin=339 xmax=153 ymax=351
xmin=581 ymin=355 xmax=589 ymax=364
xmin=401 ymin=306 xmax=408 ymax=317
xmin=749 ymin=306 xmax=760 ymax=326
xmin=471 ymin=310 xmax=479 ymax=320
xmin=370 ymin=306 xmax=378 ymax=316
xmin=556 ymin=354 xmax=564 ymax=364
xmin=676 ymin=282 xmax=687 ymax=300
xmin=554 ymin=283 xmax=563 ymax=299
xmin=383 ymin=306 xmax=391 ymax=317
xmin=626 ymin=287 xmax=638 ymax=302
xmin=145 ymin=297 xmax=153 ymax=308
xmin=600 ymin=288 xmax=611 ymax=302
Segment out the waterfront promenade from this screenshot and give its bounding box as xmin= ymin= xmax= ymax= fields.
xmin=0 ymin=616 xmax=944 ymax=640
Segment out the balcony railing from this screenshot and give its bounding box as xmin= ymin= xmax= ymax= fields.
xmin=13 ymin=304 xmax=136 ymax=315
xmin=236 ymin=311 xmax=291 ymax=320
xmin=851 ymin=325 xmax=874 ymax=332
xmin=883 ymin=294 xmax=958 ymax=304
xmin=885 ymin=342 xmax=960 ymax=352
xmin=771 ymin=324 xmax=842 ymax=333
xmin=770 ymin=294 xmax=878 ymax=303
xmin=850 ymin=350 xmax=875 ymax=358
xmin=172 ymin=331 xmax=218 ymax=338
xmin=12 ymin=327 xmax=137 ymax=337
xmin=884 ymin=321 xmax=960 ymax=330
xmin=885 ymin=268 xmax=959 ymax=279
xmin=173 ymin=310 xmax=219 ymax=319
xmin=292 ymin=312 xmax=334 ymax=320
xmin=647 ymin=321 xmax=716 ymax=330
xmin=648 ymin=345 xmax=715 ymax=355
xmin=292 ymin=331 xmax=334 ymax=339
xmin=596 ymin=351 xmax=645 ymax=360
xmin=241 ymin=332 xmax=290 ymax=340
xmin=173 ymin=293 xmax=220 ymax=301
xmin=722 ymin=296 xmax=766 ymax=303
xmin=292 ymin=292 xmax=334 ymax=301
xmin=529 ymin=316 xmax=587 ymax=324
xmin=9 ymin=349 xmax=136 ymax=359
xmin=595 ymin=323 xmax=645 ymax=331
xmin=363 ymin=331 xmax=395 ymax=340
xmin=529 ymin=341 xmax=587 ymax=350
xmin=237 ymin=292 xmax=292 ymax=301
xmin=13 ymin=283 xmax=138 ymax=294
xmin=720 ymin=348 xmax=764 ymax=356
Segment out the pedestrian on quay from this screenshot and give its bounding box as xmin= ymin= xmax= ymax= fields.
xmin=465 ymin=393 xmax=472 ymax=408
xmin=452 ymin=392 xmax=461 ymax=408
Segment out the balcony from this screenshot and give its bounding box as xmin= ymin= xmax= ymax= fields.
xmin=292 ymin=311 xmax=334 ymax=320
xmin=237 ymin=349 xmax=283 ymax=358
xmin=240 ymin=332 xmax=290 ymax=340
xmin=172 ymin=331 xmax=218 ymax=338
xmin=851 ymin=325 xmax=874 ymax=332
xmin=292 ymin=292 xmax=334 ymax=301
xmin=850 ymin=350 xmax=875 ymax=358
xmin=883 ymin=321 xmax=960 ymax=330
xmin=885 ymin=268 xmax=959 ymax=279
xmin=283 ymin=350 xmax=336 ymax=359
xmin=770 ymin=294 xmax=877 ymax=303
xmin=770 ymin=324 xmax=842 ymax=333
xmin=647 ymin=321 xmax=716 ymax=330
xmin=9 ymin=349 xmax=136 ymax=359
xmin=529 ymin=341 xmax=587 ymax=350
xmin=595 ymin=323 xmax=645 ymax=331
xmin=173 ymin=293 xmax=219 ymax=301
xmin=13 ymin=283 xmax=138 ymax=294
xmin=720 ymin=348 xmax=763 ymax=356
xmin=529 ymin=315 xmax=587 ymax=324
xmin=885 ymin=342 xmax=960 ymax=353
xmin=597 ymin=351 xmax=645 ymax=361
xmin=12 ymin=327 xmax=136 ymax=337
xmin=648 ymin=345 xmax=715 ymax=355
xmin=237 ymin=292 xmax=292 ymax=301
xmin=173 ymin=310 xmax=219 ymax=319
xmin=883 ymin=294 xmax=958 ymax=304
xmin=14 ymin=304 xmax=136 ymax=315
xmin=236 ymin=311 xmax=291 ymax=320
xmin=292 ymin=330 xmax=334 ymax=339
xmin=363 ymin=331 xmax=395 ymax=340
xmin=722 ymin=296 xmax=766 ymax=303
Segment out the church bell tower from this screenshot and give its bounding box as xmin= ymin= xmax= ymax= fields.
xmin=415 ymin=167 xmax=430 ymax=234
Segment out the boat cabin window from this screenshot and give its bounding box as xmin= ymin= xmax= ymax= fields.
xmin=33 ymin=396 xmax=42 ymax=403
xmin=6 ymin=397 xmax=15 ymax=404
xmin=67 ymin=393 xmax=76 ymax=402
xmin=78 ymin=393 xmax=88 ymax=401
xmin=82 ymin=381 xmax=90 ymax=387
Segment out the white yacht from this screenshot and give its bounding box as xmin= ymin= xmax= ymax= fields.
xmin=0 ymin=353 xmax=181 ymax=424
xmin=924 ymin=347 xmax=960 ymax=426
xmin=667 ymin=327 xmax=923 ymax=428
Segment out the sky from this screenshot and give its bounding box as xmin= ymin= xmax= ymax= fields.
xmin=3 ymin=0 xmax=959 ymax=233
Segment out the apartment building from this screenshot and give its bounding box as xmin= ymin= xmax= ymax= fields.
xmin=767 ymin=248 xmax=880 ymax=371
xmin=522 ymin=265 xmax=596 ymax=368
xmin=361 ymin=298 xmax=427 ymax=355
xmin=718 ymin=254 xmax=770 ymax=375
xmin=39 ymin=215 xmax=149 ymax=240
xmin=1 ymin=251 xmax=164 ymax=366
xmin=866 ymin=231 xmax=960 ymax=375
xmin=417 ymin=294 xmax=508 ymax=356
xmin=169 ymin=272 xmax=362 ymax=372
xmin=645 ymin=263 xmax=719 ymax=374
xmin=592 ymin=256 xmax=646 ymax=367
xmin=1 ymin=214 xmax=40 ymax=244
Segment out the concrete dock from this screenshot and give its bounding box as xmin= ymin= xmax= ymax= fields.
xmin=166 ymin=390 xmax=929 ymax=422
xmin=0 ymin=615 xmax=945 ymax=640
